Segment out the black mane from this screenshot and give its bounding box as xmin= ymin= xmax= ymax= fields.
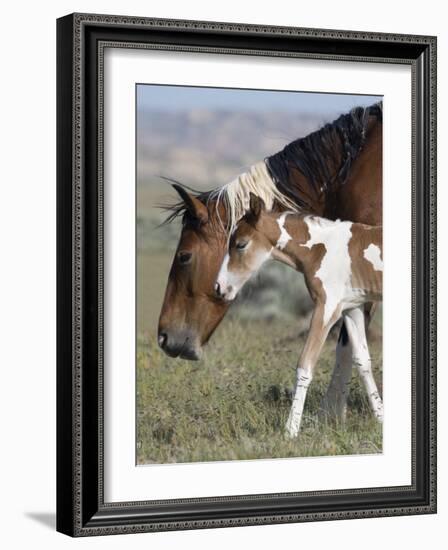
xmin=265 ymin=102 xmax=382 ymax=209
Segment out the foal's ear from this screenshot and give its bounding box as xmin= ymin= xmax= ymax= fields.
xmin=247 ymin=193 xmax=265 ymax=225
xmin=172 ymin=184 xmax=209 ymax=224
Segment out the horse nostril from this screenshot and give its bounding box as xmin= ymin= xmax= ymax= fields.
xmin=215 ymin=282 xmax=222 ymax=298
xmin=158 ymin=332 xmax=168 ymax=349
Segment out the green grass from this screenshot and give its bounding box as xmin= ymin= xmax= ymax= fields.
xmin=137 ymin=318 xmax=382 ymax=464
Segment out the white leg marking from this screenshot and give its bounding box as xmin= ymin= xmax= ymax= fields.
xmin=343 ymin=308 xmax=383 ymax=422
xmin=276 ymin=212 xmax=292 ymax=250
xmin=301 ymin=218 xmax=353 ymax=324
xmin=363 ymin=243 xmax=383 ymax=271
xmin=285 ymin=367 xmax=313 ymax=438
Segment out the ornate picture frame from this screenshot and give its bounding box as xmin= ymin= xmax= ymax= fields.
xmin=56 ymin=13 xmax=436 ymax=536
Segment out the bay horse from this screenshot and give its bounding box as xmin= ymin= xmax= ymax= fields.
xmin=215 ymin=195 xmax=383 ymax=437
xmin=158 ymin=102 xmax=382 ymax=419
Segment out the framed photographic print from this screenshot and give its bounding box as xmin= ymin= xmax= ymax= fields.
xmin=56 ymin=13 xmax=437 ymax=536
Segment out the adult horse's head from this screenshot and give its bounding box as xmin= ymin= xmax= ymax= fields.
xmin=157 ymin=184 xmax=229 ymax=361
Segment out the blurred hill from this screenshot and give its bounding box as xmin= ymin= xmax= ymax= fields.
xmin=137 ymin=109 xmax=329 ymax=190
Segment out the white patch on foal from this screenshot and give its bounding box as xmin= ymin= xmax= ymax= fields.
xmin=363 ymin=243 xmax=383 ymax=271
xmin=217 ymin=248 xmax=272 ymax=301
xmin=216 ymin=252 xmax=241 ymax=301
xmin=275 ymin=212 xmax=293 ymax=250
xmin=301 ymin=217 xmax=353 ymax=325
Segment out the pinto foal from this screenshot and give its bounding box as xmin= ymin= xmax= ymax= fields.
xmin=215 ymin=195 xmax=383 ymax=438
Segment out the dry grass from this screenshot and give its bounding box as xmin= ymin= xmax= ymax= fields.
xmin=137 ymin=318 xmax=382 ymax=464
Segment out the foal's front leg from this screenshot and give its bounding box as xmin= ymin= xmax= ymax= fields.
xmin=285 ymin=304 xmax=338 ymax=438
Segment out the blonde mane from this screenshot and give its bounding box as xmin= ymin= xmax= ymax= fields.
xmin=208 ymin=161 xmax=299 ymax=236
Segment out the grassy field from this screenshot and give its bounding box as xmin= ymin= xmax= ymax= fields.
xmin=137 ymin=318 xmax=382 ymax=464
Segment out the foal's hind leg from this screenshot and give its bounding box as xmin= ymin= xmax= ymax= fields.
xmin=321 ymin=302 xmax=377 ymax=421
xmin=320 ymin=322 xmax=352 ymax=422
xmin=343 ymin=307 xmax=383 ymax=422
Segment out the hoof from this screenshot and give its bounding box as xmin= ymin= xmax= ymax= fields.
xmin=284 ymin=424 xmax=300 ymax=439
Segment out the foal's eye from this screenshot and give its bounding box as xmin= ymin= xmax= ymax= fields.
xmin=178 ymin=251 xmax=192 ymax=265
xmin=236 ymin=241 xmax=248 ymax=250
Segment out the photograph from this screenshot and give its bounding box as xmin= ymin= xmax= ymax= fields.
xmin=55 ymin=11 xmax=436 ymax=536
xmin=136 ymin=84 xmax=384 ymax=464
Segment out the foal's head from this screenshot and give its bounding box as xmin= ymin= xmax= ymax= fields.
xmin=215 ymin=195 xmax=274 ymax=302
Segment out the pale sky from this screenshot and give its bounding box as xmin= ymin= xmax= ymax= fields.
xmin=137 ymin=84 xmax=381 ymax=116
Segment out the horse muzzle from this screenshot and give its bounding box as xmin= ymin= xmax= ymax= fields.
xmin=214 ymin=281 xmax=236 ymax=302
xmin=157 ymin=328 xmax=202 ymax=361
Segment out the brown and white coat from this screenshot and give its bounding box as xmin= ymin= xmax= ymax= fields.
xmin=215 ymin=195 xmax=383 ymax=437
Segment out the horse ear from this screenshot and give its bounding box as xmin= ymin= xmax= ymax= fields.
xmin=172 ymin=184 xmax=209 ymax=224
xmin=247 ymin=193 xmax=265 ymax=224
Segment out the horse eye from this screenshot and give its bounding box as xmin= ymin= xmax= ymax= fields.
xmin=178 ymin=251 xmax=192 ymax=265
xmin=236 ymin=241 xmax=248 ymax=250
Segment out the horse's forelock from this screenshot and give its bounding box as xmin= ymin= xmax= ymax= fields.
xmin=207 ymin=161 xmax=299 ymax=237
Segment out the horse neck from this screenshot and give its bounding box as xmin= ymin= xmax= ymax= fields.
xmin=323 ymin=117 xmax=382 ymax=224
xmin=264 ymin=212 xmax=311 ymax=272
xmin=268 ymin=110 xmax=382 ymax=218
